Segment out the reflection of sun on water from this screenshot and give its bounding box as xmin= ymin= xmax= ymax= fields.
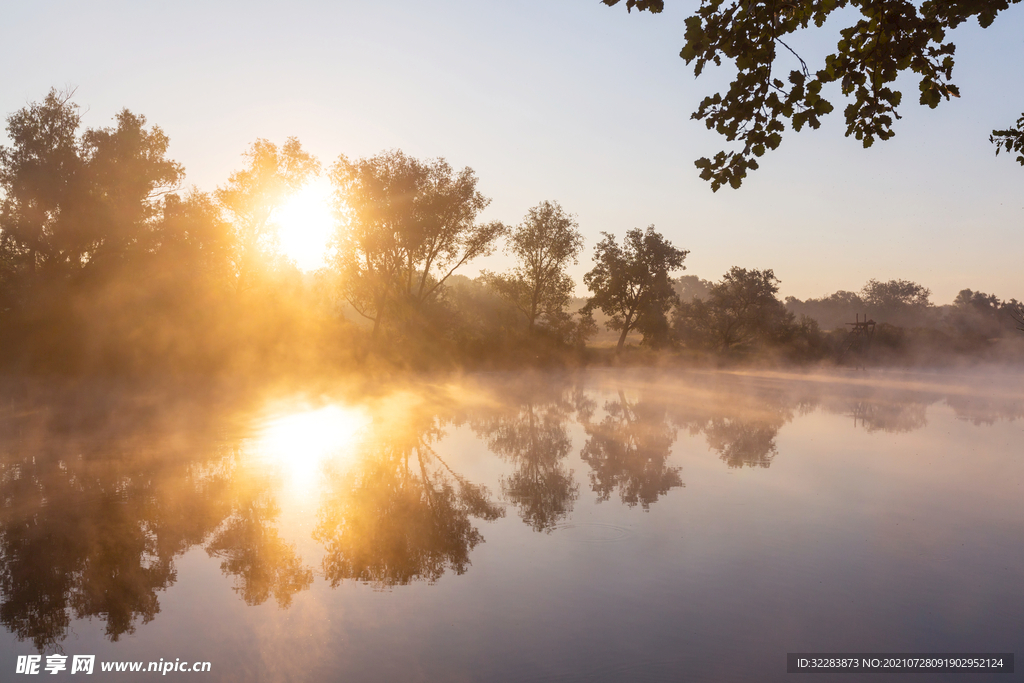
xmin=275 ymin=178 xmax=335 ymax=271
xmin=258 ymin=405 xmax=370 ymax=489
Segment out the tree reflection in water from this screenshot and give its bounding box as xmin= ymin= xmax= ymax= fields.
xmin=1 ymin=372 xmax=1021 ymax=652
xmin=205 ymin=485 xmax=313 ymax=608
xmin=314 ymin=408 xmax=503 ymax=588
xmin=472 ymin=384 xmax=578 ymax=532
xmin=580 ymin=390 xmax=683 ymax=509
xmin=0 ymin=387 xmax=310 ymax=650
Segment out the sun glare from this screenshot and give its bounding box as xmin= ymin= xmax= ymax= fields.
xmin=275 ymin=178 xmax=335 ymax=271
xmin=258 ymin=405 xmax=370 ymax=488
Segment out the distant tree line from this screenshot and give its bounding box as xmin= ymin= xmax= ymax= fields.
xmin=1 ymin=90 xmax=1020 ymax=376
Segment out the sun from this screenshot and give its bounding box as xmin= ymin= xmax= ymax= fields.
xmin=274 ymin=177 xmax=335 ymax=271
xmin=257 ymin=404 xmax=370 ymax=489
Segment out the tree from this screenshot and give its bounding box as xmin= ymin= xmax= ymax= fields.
xmin=861 ymin=278 xmax=931 ymax=309
xmin=78 ymin=109 xmax=184 ymax=265
xmin=583 ymin=226 xmax=688 ymax=353
xmin=484 ymin=200 xmax=584 ymax=337
xmin=674 ymin=267 xmax=793 ymax=350
xmin=328 ymin=150 xmax=505 ymax=338
xmin=0 ymin=89 xmax=183 ymax=277
xmin=946 ymin=288 xmax=1021 ymax=339
xmin=602 ymin=0 xmax=1023 ymax=190
xmin=215 ymin=138 xmax=319 ymax=292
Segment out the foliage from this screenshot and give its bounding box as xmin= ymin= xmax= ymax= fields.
xmin=946 ymin=288 xmax=1022 ymax=341
xmin=215 ymin=138 xmax=319 ymax=291
xmin=674 ymin=267 xmax=793 ymax=351
xmin=602 ymin=0 xmax=1023 ymax=190
xmin=785 ymin=289 xmax=866 ymax=330
xmin=582 ymin=226 xmax=688 ymax=352
xmin=0 ymin=89 xmax=184 ymax=277
xmin=990 ymin=113 xmax=1024 ymax=166
xmin=674 ymin=274 xmax=713 ymax=302
xmin=861 ymin=278 xmax=931 ymax=308
xmin=328 ymin=150 xmax=505 ymax=339
xmin=483 ymin=200 xmax=584 ymax=340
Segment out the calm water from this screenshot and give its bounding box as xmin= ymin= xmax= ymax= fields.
xmin=0 ymin=369 xmax=1021 ymax=682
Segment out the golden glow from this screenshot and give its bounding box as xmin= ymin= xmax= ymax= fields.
xmin=257 ymin=404 xmax=370 ymax=488
xmin=275 ymin=178 xmax=335 ymax=271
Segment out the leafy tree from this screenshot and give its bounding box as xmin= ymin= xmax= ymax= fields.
xmin=0 ymin=89 xmax=183 ymax=278
xmin=946 ymin=288 xmax=1021 ymax=339
xmin=215 ymin=138 xmax=319 ymax=292
xmin=582 ymin=226 xmax=688 ymax=353
xmin=484 ymin=200 xmax=584 ymax=337
xmin=785 ymin=289 xmax=867 ymax=331
xmin=674 ymin=267 xmax=793 ymax=351
xmin=328 ymin=150 xmax=505 ymax=338
xmin=674 ymin=274 xmax=713 ymax=303
xmin=861 ymin=278 xmax=931 ymax=309
xmin=602 ymin=0 xmax=1023 ymax=189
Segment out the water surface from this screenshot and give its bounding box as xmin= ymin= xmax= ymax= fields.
xmin=0 ymin=369 xmax=1021 ymax=682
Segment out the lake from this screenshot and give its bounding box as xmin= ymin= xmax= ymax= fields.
xmin=0 ymin=368 xmax=1020 ymax=682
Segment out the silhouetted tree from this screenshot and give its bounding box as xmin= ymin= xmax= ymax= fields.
xmin=484 ymin=200 xmax=584 ymax=340
xmin=785 ymin=290 xmax=866 ymax=331
xmin=603 ymin=0 xmax=1022 ymax=189
xmin=674 ymin=267 xmax=793 ymax=351
xmin=582 ymin=226 xmax=688 ymax=352
xmin=862 ymin=278 xmax=931 ymax=309
xmin=216 ymin=138 xmax=319 ymax=292
xmin=328 ymin=150 xmax=505 ymax=340
xmin=860 ymin=278 xmax=934 ymax=327
xmin=673 ymin=274 xmax=712 ymax=303
xmin=0 ymin=89 xmax=183 ymax=278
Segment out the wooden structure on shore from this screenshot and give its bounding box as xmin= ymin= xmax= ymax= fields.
xmin=837 ymin=314 xmax=875 ymax=363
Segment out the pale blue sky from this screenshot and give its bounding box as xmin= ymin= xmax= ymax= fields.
xmin=3 ymin=0 xmax=1022 ymax=303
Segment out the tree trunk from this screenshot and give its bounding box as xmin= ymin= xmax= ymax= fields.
xmin=616 ymin=325 xmax=630 ymax=354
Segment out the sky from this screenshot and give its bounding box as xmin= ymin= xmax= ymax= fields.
xmin=3 ymin=0 xmax=1023 ymax=303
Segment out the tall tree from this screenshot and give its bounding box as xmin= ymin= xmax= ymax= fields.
xmin=674 ymin=267 xmax=793 ymax=351
xmin=0 ymin=89 xmax=84 ymax=277
xmin=79 ymin=109 xmax=184 ymax=265
xmin=861 ymin=278 xmax=931 ymax=309
xmin=0 ymin=89 xmax=183 ymax=278
xmin=216 ymin=138 xmax=319 ymax=292
xmin=328 ymin=150 xmax=505 ymax=338
xmin=484 ymin=200 xmax=584 ymax=336
xmin=602 ymin=0 xmax=1023 ymax=189
xmin=582 ymin=226 xmax=688 ymax=353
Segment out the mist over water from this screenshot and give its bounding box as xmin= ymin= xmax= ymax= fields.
xmin=0 ymin=368 xmax=1020 ymax=681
